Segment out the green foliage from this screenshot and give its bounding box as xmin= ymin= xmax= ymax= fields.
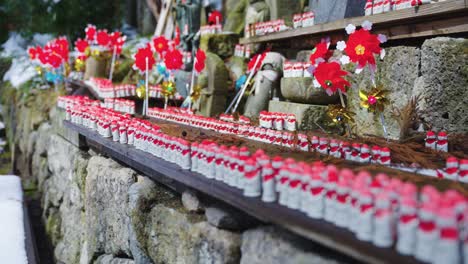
xmin=0 ymin=0 xmax=126 ymax=42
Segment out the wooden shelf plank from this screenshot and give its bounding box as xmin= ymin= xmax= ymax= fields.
xmin=239 ymin=0 xmax=468 ymax=46
xmin=64 ymin=120 xmax=421 ymax=264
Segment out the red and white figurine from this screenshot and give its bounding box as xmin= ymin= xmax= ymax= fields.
xmin=436 ymin=131 xmax=448 ymax=152
xmin=396 ymin=196 xmax=418 ymax=256
xmin=425 ymin=130 xmax=437 ymax=150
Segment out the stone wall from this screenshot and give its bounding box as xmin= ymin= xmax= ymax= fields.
xmin=0 ymin=86 xmax=350 ymax=263
xmin=346 ymin=37 xmax=468 ymax=140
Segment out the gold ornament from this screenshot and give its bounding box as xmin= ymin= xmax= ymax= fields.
xmin=136 ymin=85 xmax=146 ymax=99
xmin=327 ymin=104 xmax=355 ymax=124
xmin=75 ymin=58 xmax=85 ymax=72
xmin=91 ymin=49 xmax=100 ymax=58
xmin=35 ymin=66 xmax=43 ymax=75
xmin=359 ymin=85 xmax=390 ymax=113
xmin=161 ymin=81 xmax=176 ymax=97
xmin=190 ymin=84 xmax=202 ymax=102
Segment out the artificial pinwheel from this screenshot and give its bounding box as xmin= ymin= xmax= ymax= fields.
xmin=359 ymin=86 xmax=390 ymax=113
xmin=327 ymin=104 xmax=355 ymax=124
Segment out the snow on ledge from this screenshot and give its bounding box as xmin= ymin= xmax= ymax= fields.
xmin=0 ymin=175 xmax=28 ymax=264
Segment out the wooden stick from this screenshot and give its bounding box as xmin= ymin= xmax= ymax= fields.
xmin=188 ymin=57 xmax=197 ymax=110
xmin=144 ymin=58 xmax=149 ymax=116
xmin=231 ymin=56 xmax=261 ymax=113
xmin=109 ymin=45 xmax=117 ymax=81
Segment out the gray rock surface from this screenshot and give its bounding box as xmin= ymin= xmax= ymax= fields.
xmin=83 ymin=156 xmax=137 ymax=262
xmin=347 ymin=46 xmax=421 ymax=140
xmin=414 ymin=37 xmax=468 ymax=133
xmin=182 ymin=190 xmax=205 ymax=213
xmin=241 ymin=226 xmax=349 ymax=264
xmin=146 ymin=202 xmax=241 ymax=263
xmin=281 ymin=78 xmax=340 ymax=104
xmin=95 ymin=254 xmax=135 ymax=264
xmin=296 ymin=50 xmax=314 ymax=63
xmin=265 ymin=0 xmax=303 ymax=26
xmin=205 ymin=207 xmax=241 ymax=230
xmin=268 ymin=101 xmax=328 ymax=130
xmin=128 ymin=176 xmax=158 ymax=264
xmin=42 ymin=134 xmax=89 ymax=263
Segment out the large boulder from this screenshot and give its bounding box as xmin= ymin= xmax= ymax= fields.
xmin=145 ymin=201 xmax=241 ymax=263
xmin=265 ymin=0 xmax=303 ymax=26
xmin=200 ymin=33 xmax=239 ymax=60
xmin=281 ymin=78 xmax=340 ymax=104
xmin=82 ymin=156 xmax=137 ymax=262
xmin=268 ymin=101 xmax=328 ymax=131
xmin=128 ymin=176 xmax=159 ymax=264
xmin=42 ymin=134 xmax=90 ymax=263
xmin=413 ymin=37 xmax=468 ymax=133
xmin=224 ymin=0 xmax=249 ymax=34
xmin=347 ymin=46 xmax=421 ymax=140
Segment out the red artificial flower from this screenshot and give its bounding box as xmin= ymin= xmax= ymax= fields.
xmin=133 ymin=44 xmax=155 ymax=73
xmin=53 ymin=37 xmax=69 ymax=62
xmin=109 ymin=31 xmax=122 ymax=46
xmin=164 ymin=49 xmax=183 ymax=70
xmin=38 ymin=49 xmax=49 ymax=65
xmin=115 ymin=36 xmax=126 ymax=55
xmin=85 ymin=24 xmax=97 ymax=42
xmin=153 ymin=36 xmax=169 ymax=55
xmin=109 ymin=32 xmax=126 ymax=55
xmin=208 ymin=10 xmax=223 ymax=25
xmin=28 ymin=46 xmax=41 ymax=60
xmin=344 ymin=28 xmax=381 ymax=68
xmin=96 ymin=30 xmax=110 ymax=47
xmin=309 ymin=42 xmax=331 ymax=65
xmin=47 ymin=52 xmax=63 ymax=69
xmin=194 ymin=49 xmax=206 ymax=73
xmin=75 ymin=38 xmax=89 ymax=53
xmin=248 ymin=52 xmax=267 ymax=72
xmin=314 ymin=61 xmax=350 ymax=95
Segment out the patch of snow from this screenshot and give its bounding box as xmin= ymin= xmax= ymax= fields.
xmin=0 ymin=32 xmax=27 ymax=58
xmin=31 ymin=33 xmax=54 ymax=47
xmin=0 ymin=176 xmax=23 ymax=202
xmin=0 ymin=200 xmax=28 ymax=264
xmin=121 ymin=23 xmax=138 ymax=40
xmin=3 ymin=57 xmax=37 ymax=88
xmin=0 ymin=175 xmax=27 ymax=263
xmin=123 ymin=37 xmax=151 ymax=55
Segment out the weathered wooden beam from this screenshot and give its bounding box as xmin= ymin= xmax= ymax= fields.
xmin=240 ymin=0 xmax=468 ymax=47
xmin=64 ymin=120 xmax=422 ymax=264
